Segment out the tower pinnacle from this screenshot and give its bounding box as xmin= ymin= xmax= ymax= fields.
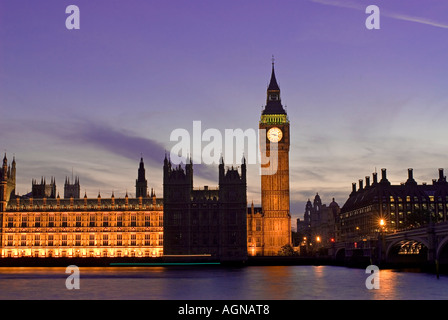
xmin=263 ymin=58 xmax=286 ymax=115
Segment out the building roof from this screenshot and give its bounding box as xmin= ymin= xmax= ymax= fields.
xmin=262 ymin=64 xmax=287 ymax=115
xmin=6 ymin=196 xmax=164 ymax=212
xmin=267 ymin=65 xmax=280 ymax=91
xmin=341 ymin=169 xmax=448 ymax=213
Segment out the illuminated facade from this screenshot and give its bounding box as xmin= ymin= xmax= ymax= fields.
xmin=1 ymin=65 xmax=294 ymax=259
xmin=340 ymin=168 xmax=448 ymax=256
xmin=250 ymin=62 xmax=292 ymax=256
xmin=0 ymin=156 xmax=163 ymax=258
xmin=247 ymin=202 xmax=263 ymax=256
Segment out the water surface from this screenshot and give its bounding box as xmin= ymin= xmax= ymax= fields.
xmin=0 ymin=265 xmax=446 ymax=300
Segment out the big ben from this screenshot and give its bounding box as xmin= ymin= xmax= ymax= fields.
xmin=259 ymin=61 xmax=291 ymax=256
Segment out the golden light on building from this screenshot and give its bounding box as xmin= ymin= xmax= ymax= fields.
xmin=0 ymin=195 xmax=164 ymax=259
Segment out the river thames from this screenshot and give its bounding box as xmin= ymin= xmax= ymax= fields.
xmin=0 ymin=265 xmax=446 ymax=300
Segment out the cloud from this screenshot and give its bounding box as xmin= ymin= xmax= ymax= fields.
xmin=385 ymin=12 xmax=448 ymax=29
xmin=61 ymin=120 xmax=167 ymax=166
xmin=310 ymin=0 xmax=448 ymax=29
xmin=310 ymin=0 xmax=362 ymax=11
xmin=66 ymin=121 xmax=230 ymax=184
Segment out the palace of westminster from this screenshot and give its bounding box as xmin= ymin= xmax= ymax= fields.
xmin=2 ymin=65 xmax=448 ymax=262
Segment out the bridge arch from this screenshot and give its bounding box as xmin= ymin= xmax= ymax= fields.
xmin=385 ymin=236 xmax=429 ymax=264
xmin=437 ymin=235 xmax=448 ymax=263
xmin=335 ymin=247 xmax=345 ymax=262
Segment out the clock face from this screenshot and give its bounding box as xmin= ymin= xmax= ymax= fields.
xmin=267 ymin=127 xmax=282 ymax=142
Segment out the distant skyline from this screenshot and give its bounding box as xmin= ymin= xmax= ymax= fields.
xmin=1 ymin=0 xmax=448 ymax=224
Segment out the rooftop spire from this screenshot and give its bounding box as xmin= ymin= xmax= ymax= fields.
xmin=263 ymin=57 xmax=286 ymax=115
xmin=268 ymin=55 xmax=280 ymax=91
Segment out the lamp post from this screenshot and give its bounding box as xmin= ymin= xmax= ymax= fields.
xmin=316 ymin=236 xmax=321 ymax=257
xmin=378 ymin=218 xmax=386 ymax=265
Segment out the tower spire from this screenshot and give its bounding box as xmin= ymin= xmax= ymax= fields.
xmin=136 ymin=156 xmax=148 ymax=198
xmin=263 ymin=57 xmax=285 ymax=115
xmin=268 ymin=56 xmax=280 ymax=92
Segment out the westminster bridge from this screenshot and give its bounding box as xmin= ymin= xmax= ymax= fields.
xmin=332 ymin=221 xmax=448 ymax=266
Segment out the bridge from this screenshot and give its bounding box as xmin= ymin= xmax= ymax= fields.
xmin=380 ymin=221 xmax=448 ymax=265
xmin=332 ymin=221 xmax=448 ymax=266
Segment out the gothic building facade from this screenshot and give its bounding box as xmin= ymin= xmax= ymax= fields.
xmin=0 ymin=154 xmax=16 ymax=211
xmin=163 ymin=156 xmax=248 ymax=262
xmin=298 ymin=194 xmax=340 ymax=254
xmin=0 ymin=64 xmax=293 ymax=260
xmin=64 ymin=176 xmax=80 ymax=199
xmin=0 ymin=156 xmax=163 ymax=258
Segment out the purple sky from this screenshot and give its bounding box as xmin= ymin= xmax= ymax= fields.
xmin=1 ymin=0 xmax=448 ymax=225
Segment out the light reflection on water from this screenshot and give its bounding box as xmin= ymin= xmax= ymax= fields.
xmin=0 ymin=265 xmax=446 ymax=300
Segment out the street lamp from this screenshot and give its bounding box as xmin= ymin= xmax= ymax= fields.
xmin=377 ymin=218 xmax=386 ymax=265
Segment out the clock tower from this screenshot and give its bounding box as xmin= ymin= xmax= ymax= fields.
xmin=259 ymin=61 xmax=291 ymax=255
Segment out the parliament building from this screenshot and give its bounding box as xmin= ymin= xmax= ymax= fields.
xmin=0 ymin=155 xmax=164 ymax=259
xmin=0 ymin=64 xmax=293 ymax=260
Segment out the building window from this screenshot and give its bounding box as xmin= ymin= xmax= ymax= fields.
xmin=102 ymin=234 xmax=109 ymax=246
xmin=159 ymin=215 xmax=163 ymax=227
xmin=7 ymin=215 xmax=14 ymax=228
xmin=48 ymin=214 xmax=54 ymax=227
xmin=21 ymin=234 xmax=27 ymax=246
xmin=117 ymin=214 xmax=123 ymax=227
xmin=62 ymin=214 xmax=68 ymax=227
xmin=35 ymin=215 xmax=40 ymax=228
xmin=103 ymin=214 xmax=109 ymax=227
xmin=131 ymin=234 xmax=136 ymax=246
xmin=76 ymin=214 xmax=81 ymax=227
xmin=34 ymin=234 xmax=40 ymax=247
xmin=21 ymin=214 xmax=27 ymax=228
xmin=62 ymin=234 xmax=67 ymax=246
xmin=7 ymin=235 xmax=13 ymax=246
xmin=131 ymin=214 xmax=136 ymax=227
xmin=117 ymin=234 xmax=122 ymax=246
xmin=89 ymin=214 xmax=95 ymax=227
xmin=48 ymin=235 xmax=54 ymax=246
xmin=256 ymin=220 xmax=262 ymax=232
xmin=89 ymin=234 xmax=95 ymax=246
xmin=158 ymin=233 xmax=163 ymax=246
xmin=145 ymin=214 xmax=150 ymax=227
xmin=145 ymin=233 xmax=150 ymax=246
xmin=75 ymin=234 xmax=81 ymax=246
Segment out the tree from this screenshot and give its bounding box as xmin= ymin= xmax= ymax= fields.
xmin=278 ymin=244 xmax=295 ymax=256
